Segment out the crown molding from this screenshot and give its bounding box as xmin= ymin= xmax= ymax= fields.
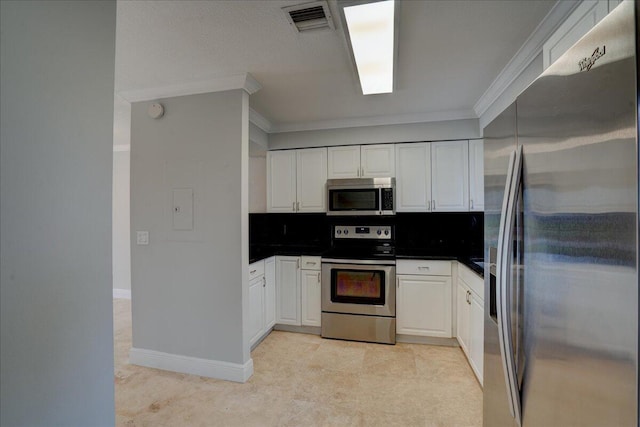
xmin=270 ymin=108 xmax=477 ymax=134
xmin=249 ymin=108 xmax=272 ymax=133
xmin=473 ymin=0 xmax=581 ymax=119
xmin=117 ymin=73 xmax=262 ymax=103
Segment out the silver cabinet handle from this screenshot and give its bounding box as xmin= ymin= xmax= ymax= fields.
xmin=470 ymin=199 xmax=474 ymax=210
xmin=396 ymin=278 xmax=399 ymax=288
xmin=263 ymin=277 xmax=266 ymax=288
xmin=297 ymin=258 xmax=300 ymax=269
xmin=418 ymin=266 xmax=430 ymax=270
xmin=432 ymin=200 xmax=435 ymax=210
xmin=250 ymin=269 xmax=257 ymax=274
xmin=361 ymin=166 xmax=364 ymax=177
xmin=496 ymin=146 xmax=523 ymax=425
xmin=296 ymin=201 xmax=300 ymax=211
xmin=292 ymin=201 xmax=295 ymax=211
xmin=317 ymin=272 xmax=320 ymax=282
xmin=428 ymin=200 xmax=431 ymax=211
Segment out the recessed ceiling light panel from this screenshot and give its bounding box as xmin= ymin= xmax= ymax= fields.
xmin=344 ymin=0 xmax=395 ymax=95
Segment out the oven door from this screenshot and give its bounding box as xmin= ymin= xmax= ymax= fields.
xmin=321 ymin=260 xmax=396 ymax=317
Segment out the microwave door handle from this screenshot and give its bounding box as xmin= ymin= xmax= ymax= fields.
xmin=496 ymin=146 xmax=523 ymax=426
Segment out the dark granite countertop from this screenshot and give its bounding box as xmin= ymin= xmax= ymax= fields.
xmin=250 ymin=245 xmax=484 ymax=277
xmin=250 ymin=244 xmax=327 ymax=264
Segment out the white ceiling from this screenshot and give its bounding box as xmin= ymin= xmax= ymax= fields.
xmin=115 ymin=0 xmax=557 ymax=135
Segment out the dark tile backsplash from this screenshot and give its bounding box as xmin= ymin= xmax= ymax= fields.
xmin=250 ymin=212 xmax=483 ymax=259
xmin=395 ymin=212 xmax=483 ymax=258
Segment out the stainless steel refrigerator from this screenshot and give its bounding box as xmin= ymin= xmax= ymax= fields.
xmin=483 ymin=1 xmax=638 ymax=426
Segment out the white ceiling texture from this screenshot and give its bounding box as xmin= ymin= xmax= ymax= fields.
xmin=114 ymin=0 xmax=560 ymax=140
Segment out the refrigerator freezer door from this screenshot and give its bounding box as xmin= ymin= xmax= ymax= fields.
xmin=483 ymin=103 xmax=519 ymax=427
xmin=515 ymin=2 xmax=637 ymax=426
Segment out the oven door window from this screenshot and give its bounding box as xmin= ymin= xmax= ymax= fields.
xmin=329 ymin=189 xmax=379 ymax=212
xmin=331 ymin=269 xmax=385 ymax=305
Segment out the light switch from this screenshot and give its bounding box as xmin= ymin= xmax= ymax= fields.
xmin=136 ymin=231 xmax=149 ymax=245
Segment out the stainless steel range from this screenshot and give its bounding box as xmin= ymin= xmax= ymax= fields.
xmin=321 ymin=225 xmax=396 ymax=344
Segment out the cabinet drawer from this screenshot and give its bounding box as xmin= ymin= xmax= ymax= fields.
xmin=397 ymin=260 xmax=451 ymax=276
xmin=249 ymin=260 xmax=265 ymax=281
xmin=300 ymin=256 xmax=321 ymax=270
xmin=458 ymin=263 xmax=484 ymax=300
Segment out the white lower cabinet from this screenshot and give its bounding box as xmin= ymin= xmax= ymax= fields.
xmin=275 ymin=255 xmax=322 ymax=327
xmin=248 ymin=275 xmax=265 ymax=347
xmin=300 ymin=264 xmax=321 ymax=327
xmin=457 ymin=263 xmax=484 ymax=384
xmin=396 ymin=260 xmax=452 ymax=338
xmin=264 ymin=257 xmax=276 ymax=330
xmin=276 ymin=256 xmax=301 ymax=326
xmin=248 ymin=257 xmax=276 ymax=348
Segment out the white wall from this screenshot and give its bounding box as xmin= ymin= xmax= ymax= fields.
xmin=113 ymin=150 xmax=131 ymax=292
xmin=249 ymin=156 xmax=267 ymax=213
xmin=0 ymin=1 xmax=116 ymax=425
xmin=268 ymin=118 xmax=480 ymax=150
xmin=130 ymin=90 xmax=250 ymax=374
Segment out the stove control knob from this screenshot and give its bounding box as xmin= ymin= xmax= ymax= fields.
xmin=343 ymin=229 xmax=349 ymax=235
xmin=336 ymin=229 xmax=342 ymax=235
xmin=377 ymin=229 xmax=382 ymax=236
xmin=384 ymin=229 xmax=389 ymax=236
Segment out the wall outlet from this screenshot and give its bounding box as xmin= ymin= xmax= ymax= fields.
xmin=136 ymin=231 xmax=149 ymax=245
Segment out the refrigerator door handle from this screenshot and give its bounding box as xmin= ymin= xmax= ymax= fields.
xmin=496 ymin=145 xmax=523 ymax=426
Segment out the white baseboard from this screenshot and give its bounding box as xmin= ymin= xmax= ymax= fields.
xmin=129 ymin=347 xmax=254 ymax=383
xmin=113 ymin=288 xmax=131 ymax=299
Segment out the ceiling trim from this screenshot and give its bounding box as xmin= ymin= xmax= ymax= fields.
xmin=249 ymin=108 xmax=273 ymax=133
xmin=270 ymin=108 xmax=477 ymax=134
xmin=117 ymin=73 xmax=262 ymax=103
xmin=473 ymin=0 xmax=581 ymax=118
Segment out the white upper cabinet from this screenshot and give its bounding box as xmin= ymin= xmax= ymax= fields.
xmin=360 ymin=144 xmax=395 ymax=178
xmin=431 ymin=140 xmax=469 ymax=212
xmin=267 ymin=148 xmax=327 ymax=213
xmin=327 ymin=146 xmax=361 ymax=178
xmin=468 ymin=140 xmax=484 ymax=212
xmin=328 ymin=144 xmax=395 ymax=179
xmin=395 ymin=143 xmax=432 ymax=212
xmin=542 ymin=0 xmax=609 ymax=70
xmin=296 ymin=148 xmax=327 ymax=212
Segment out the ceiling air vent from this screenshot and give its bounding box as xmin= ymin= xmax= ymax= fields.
xmin=283 ymin=1 xmax=335 ymax=32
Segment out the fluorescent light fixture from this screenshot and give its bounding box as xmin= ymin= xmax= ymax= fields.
xmin=343 ymin=0 xmax=395 ymax=95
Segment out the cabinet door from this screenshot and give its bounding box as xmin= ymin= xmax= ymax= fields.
xmin=296 ymin=148 xmax=327 ymax=212
xmin=276 ymin=256 xmax=301 ymax=326
xmin=395 ymin=143 xmax=431 ymax=212
xmin=468 ymin=140 xmax=484 ymax=212
xmin=267 ymin=151 xmax=297 ymax=212
xmin=396 ymin=275 xmax=452 ymax=338
xmin=264 ymin=257 xmax=276 ymax=330
xmin=469 ymin=291 xmax=484 ymax=384
xmin=456 ymin=281 xmax=470 ymax=356
xmin=327 ymin=146 xmax=361 ymax=178
xmin=361 ymin=144 xmax=395 ymax=178
xmin=431 ymin=140 xmax=469 ymax=212
xmin=301 ymin=269 xmax=321 ymax=327
xmin=248 ymin=276 xmax=265 ymax=347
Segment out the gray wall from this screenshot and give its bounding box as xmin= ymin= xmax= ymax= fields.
xmin=130 ymin=90 xmax=249 ymax=365
xmin=268 ymin=118 xmax=480 ymax=149
xmin=0 ymin=1 xmax=116 ymax=425
xmin=113 ymin=150 xmax=131 ymax=291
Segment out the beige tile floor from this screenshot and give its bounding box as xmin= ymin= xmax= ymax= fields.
xmin=114 ymin=298 xmax=482 ymax=426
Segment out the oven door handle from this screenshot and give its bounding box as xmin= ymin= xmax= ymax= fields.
xmin=321 ymin=258 xmax=396 ymax=266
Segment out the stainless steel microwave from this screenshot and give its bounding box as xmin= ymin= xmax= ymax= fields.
xmin=326 ymin=178 xmax=395 ymax=216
